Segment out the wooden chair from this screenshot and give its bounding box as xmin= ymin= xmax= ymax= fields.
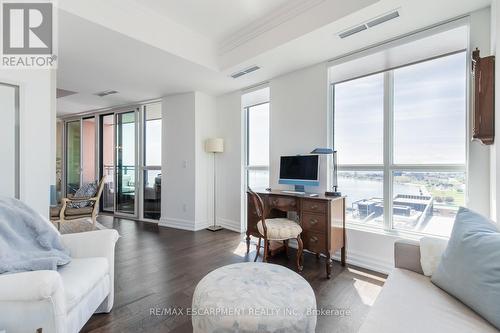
xmin=50 ymin=177 xmax=106 ymax=229
xmin=247 ymin=188 xmax=304 ymax=272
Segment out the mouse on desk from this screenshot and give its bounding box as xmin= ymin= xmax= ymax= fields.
xmin=265 ymin=188 xmax=272 ymax=191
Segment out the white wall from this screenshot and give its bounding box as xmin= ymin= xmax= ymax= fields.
xmin=468 ymin=8 xmax=492 ymax=218
xmin=160 ymin=92 xmax=217 ymax=231
xmin=161 ymin=93 xmax=197 ymax=229
xmin=215 ymin=91 xmax=245 ymax=232
xmin=269 ymin=63 xmax=329 ymax=194
xmin=490 ymin=1 xmax=500 ymax=223
xmin=195 ymin=92 xmax=217 ymax=230
xmin=0 ymin=84 xmax=17 ymax=198
xmin=0 ymin=69 xmax=56 ymax=217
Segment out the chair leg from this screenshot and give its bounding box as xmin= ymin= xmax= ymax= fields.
xmin=246 ymin=234 xmax=251 ymax=254
xmin=254 ymin=237 xmax=261 ymax=262
xmin=296 ymin=235 xmax=304 ymax=272
xmin=58 ymin=222 xmax=61 ymax=230
xmin=263 ymin=239 xmax=269 ymax=263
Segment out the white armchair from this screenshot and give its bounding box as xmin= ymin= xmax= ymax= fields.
xmin=0 ymin=229 xmax=119 ymax=333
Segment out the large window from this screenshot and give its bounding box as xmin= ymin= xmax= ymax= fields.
xmin=246 ymin=102 xmax=270 ymax=188
xmin=244 ymin=88 xmax=270 ymax=189
xmin=333 ymin=52 xmax=467 ymax=237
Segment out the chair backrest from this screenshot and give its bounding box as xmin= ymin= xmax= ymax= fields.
xmin=247 ymin=187 xmax=267 ymax=235
xmin=94 ymin=176 xmax=106 ymax=207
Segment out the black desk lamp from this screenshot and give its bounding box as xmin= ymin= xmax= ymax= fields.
xmin=310 ymin=148 xmax=342 ymax=197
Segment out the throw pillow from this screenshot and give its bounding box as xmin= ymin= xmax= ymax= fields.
xmin=67 ymin=182 xmax=98 ymax=209
xmin=431 ymin=207 xmax=500 ymax=329
xmin=419 ymin=236 xmax=448 ymax=276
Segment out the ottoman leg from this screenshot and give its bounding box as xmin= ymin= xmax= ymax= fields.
xmin=296 ymin=235 xmax=303 ymax=272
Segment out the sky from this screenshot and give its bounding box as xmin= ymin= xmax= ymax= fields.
xmin=334 ymin=52 xmax=467 ymax=166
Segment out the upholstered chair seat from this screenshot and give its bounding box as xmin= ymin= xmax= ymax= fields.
xmin=257 ymin=218 xmax=302 ymax=241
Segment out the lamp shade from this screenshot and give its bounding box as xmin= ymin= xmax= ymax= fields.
xmin=205 ymin=138 xmax=224 ymax=153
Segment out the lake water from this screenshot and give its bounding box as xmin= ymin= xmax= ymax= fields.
xmin=339 ymin=177 xmax=422 ymax=208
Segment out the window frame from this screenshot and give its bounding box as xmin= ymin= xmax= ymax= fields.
xmin=244 ymin=101 xmax=270 ymax=189
xmin=332 ymin=51 xmax=468 ymax=235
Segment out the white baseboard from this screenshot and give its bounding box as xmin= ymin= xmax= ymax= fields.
xmin=194 ymin=220 xmax=210 ymax=231
xmin=217 ymin=218 xmax=242 ymax=233
xmin=159 ymin=217 xmax=196 ymax=231
xmin=159 ymin=217 xmax=237 ymax=232
xmin=332 ymin=250 xmax=393 ymax=275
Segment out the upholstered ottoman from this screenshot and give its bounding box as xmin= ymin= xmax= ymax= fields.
xmin=192 ymin=262 xmax=317 ymax=333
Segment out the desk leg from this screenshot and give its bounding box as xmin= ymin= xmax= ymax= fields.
xmin=326 ymin=253 xmax=332 ymax=279
xmin=246 ymin=233 xmax=251 ymax=254
xmin=341 ymin=246 xmax=346 ymax=266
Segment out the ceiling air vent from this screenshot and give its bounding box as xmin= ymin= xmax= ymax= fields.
xmin=338 ymin=10 xmax=400 ymax=39
xmin=366 ymin=11 xmax=400 ymax=28
xmin=338 ymin=25 xmax=367 ymax=39
xmin=94 ymin=90 xmax=118 ymax=97
xmin=231 ymin=65 xmax=261 ymax=79
xmin=56 ymin=88 xmax=77 ymax=98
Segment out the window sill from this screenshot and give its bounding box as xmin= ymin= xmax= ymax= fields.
xmin=345 ymin=222 xmax=448 ymax=241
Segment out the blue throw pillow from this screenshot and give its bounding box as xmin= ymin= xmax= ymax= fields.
xmin=431 ymin=207 xmax=500 ymax=329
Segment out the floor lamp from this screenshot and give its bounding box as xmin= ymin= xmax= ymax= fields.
xmin=205 ymin=138 xmax=224 ymax=231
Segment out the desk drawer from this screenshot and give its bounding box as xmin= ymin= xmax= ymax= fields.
xmin=302 ymin=231 xmax=326 ymax=254
xmin=301 ymin=213 xmax=326 ymax=232
xmin=267 ymin=197 xmax=297 ymax=211
xmin=302 ymin=199 xmax=327 ymax=214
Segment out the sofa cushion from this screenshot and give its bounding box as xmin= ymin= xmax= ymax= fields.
xmin=431 ymin=207 xmax=500 ymax=330
xmin=358 ymin=269 xmax=497 ymax=333
xmin=58 ymin=257 xmax=109 ymax=312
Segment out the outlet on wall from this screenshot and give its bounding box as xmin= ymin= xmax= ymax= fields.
xmin=182 ymin=160 xmax=187 ymax=168
xmin=182 ymin=203 xmax=187 ymax=212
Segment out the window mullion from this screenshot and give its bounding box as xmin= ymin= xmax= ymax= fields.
xmin=383 ymin=71 xmax=394 ymax=231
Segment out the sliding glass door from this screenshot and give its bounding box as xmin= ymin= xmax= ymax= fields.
xmin=64 ymin=103 xmax=160 ymax=221
xmin=66 ymin=120 xmax=81 ymax=195
xmin=142 ymin=103 xmax=162 ymax=220
xmin=100 ymin=114 xmax=115 ymax=212
xmin=82 ymin=117 xmax=96 ymax=184
xmin=116 ymin=111 xmax=137 ymax=215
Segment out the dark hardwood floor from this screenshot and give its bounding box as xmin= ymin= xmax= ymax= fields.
xmin=82 ymin=216 xmax=386 ymax=333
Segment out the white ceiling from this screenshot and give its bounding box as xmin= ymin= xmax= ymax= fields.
xmin=132 ymin=0 xmax=290 ymax=43
xmin=56 ymin=0 xmax=491 ymax=116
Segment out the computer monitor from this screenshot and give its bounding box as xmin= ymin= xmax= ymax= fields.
xmin=279 ymin=155 xmax=319 ymax=192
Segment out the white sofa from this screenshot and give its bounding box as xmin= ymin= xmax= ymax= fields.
xmin=359 ymin=240 xmax=498 ymax=333
xmin=0 ymin=229 xmax=119 ymax=333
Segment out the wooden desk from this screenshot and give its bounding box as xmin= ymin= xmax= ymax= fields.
xmin=246 ymin=189 xmax=346 ymax=278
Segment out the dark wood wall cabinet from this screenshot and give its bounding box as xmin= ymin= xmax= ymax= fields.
xmin=472 ymin=48 xmax=495 ymax=145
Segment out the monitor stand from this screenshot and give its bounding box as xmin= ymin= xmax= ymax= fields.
xmin=294 ymin=185 xmax=305 ymax=192
xmin=281 ymin=185 xmax=306 ymax=195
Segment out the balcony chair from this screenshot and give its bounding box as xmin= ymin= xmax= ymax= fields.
xmin=50 ymin=177 xmax=106 ymax=229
